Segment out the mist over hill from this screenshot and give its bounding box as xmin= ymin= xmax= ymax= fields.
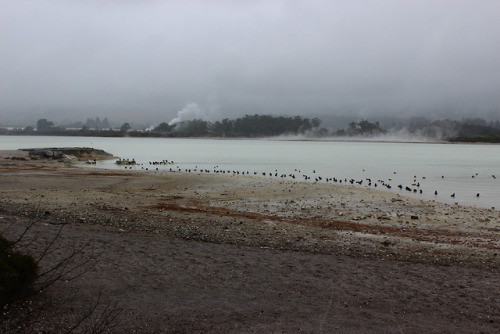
xmin=3 ymin=114 xmax=500 ymax=143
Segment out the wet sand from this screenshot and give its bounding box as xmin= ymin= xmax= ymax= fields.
xmin=1 ymin=150 xmax=499 ymax=333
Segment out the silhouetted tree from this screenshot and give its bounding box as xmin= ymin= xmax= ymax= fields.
xmin=153 ymin=122 xmax=174 ymax=134
xmin=311 ymin=118 xmax=321 ymax=128
xmin=175 ymin=119 xmax=209 ymax=137
xmin=120 ymin=123 xmax=131 ymax=133
xmin=102 ymin=117 xmax=111 ymax=129
xmin=36 ymin=119 xmax=54 ymax=132
xmin=95 ymin=117 xmax=102 ymax=129
xmin=85 ymin=118 xmax=96 ymax=128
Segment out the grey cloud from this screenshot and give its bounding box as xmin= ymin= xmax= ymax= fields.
xmin=1 ymin=0 xmax=499 ymax=125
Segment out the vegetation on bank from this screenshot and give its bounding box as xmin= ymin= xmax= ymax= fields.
xmin=4 ymin=115 xmax=326 ymax=138
xmin=450 ymin=134 xmax=500 ymax=143
xmin=155 ymin=114 xmax=325 ymax=137
xmin=2 ymin=115 xmax=500 ymax=142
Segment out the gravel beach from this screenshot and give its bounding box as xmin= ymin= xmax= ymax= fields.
xmin=1 ymin=149 xmax=499 ymax=333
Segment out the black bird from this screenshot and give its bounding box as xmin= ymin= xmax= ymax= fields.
xmin=476 ymin=193 xmax=480 ymax=197
xmin=434 ymin=190 xmax=438 ymax=195
xmin=451 ymin=193 xmax=455 ymax=198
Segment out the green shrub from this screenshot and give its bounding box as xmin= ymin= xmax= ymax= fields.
xmin=0 ymin=234 xmax=39 ymax=305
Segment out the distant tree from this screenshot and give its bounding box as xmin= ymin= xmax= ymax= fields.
xmin=176 ymin=119 xmax=209 ymax=137
xmin=36 ymin=119 xmax=54 ymax=132
xmin=120 ymin=123 xmax=131 ymax=133
xmin=102 ymin=117 xmax=111 ymax=129
xmin=95 ymin=117 xmax=102 ymax=129
xmin=463 ymin=118 xmax=487 ymax=127
xmin=342 ymin=120 xmax=385 ymax=136
xmin=85 ymin=118 xmax=96 ymax=128
xmin=311 ymin=118 xmax=322 ymax=128
xmin=153 ymin=122 xmax=174 ymax=134
xmin=487 ymin=120 xmax=500 ymax=129
xmin=23 ymin=126 xmax=34 ymax=132
xmin=210 ymin=118 xmax=234 ymax=137
xmin=210 ymin=121 xmax=224 ymax=137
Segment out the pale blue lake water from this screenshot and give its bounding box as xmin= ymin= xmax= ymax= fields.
xmin=1 ymin=135 xmax=499 ymax=210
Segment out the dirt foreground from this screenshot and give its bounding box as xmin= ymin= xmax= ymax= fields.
xmin=1 ymin=149 xmax=499 ymax=333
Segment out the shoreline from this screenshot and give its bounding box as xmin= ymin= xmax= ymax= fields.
xmin=1 ymin=149 xmax=498 ymax=267
xmin=1 ymin=149 xmax=499 ymax=332
xmin=4 ymin=132 xmax=500 ymax=145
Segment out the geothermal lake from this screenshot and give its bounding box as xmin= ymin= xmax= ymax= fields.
xmin=1 ymin=135 xmax=499 ymax=209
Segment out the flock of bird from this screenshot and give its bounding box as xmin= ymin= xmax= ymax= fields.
xmin=115 ymin=158 xmax=495 ymax=203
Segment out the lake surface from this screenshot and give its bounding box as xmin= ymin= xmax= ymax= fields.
xmin=1 ymin=135 xmax=499 ymax=210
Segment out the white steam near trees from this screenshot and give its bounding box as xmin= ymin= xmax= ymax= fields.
xmin=168 ymin=100 xmax=222 ymax=126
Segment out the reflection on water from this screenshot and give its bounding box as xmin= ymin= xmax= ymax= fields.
xmin=2 ymin=136 xmax=499 ymax=209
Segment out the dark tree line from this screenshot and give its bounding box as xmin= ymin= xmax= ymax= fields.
xmin=4 ymin=115 xmax=500 ymax=142
xmin=154 ymin=115 xmax=323 ymax=137
xmin=335 ymin=120 xmax=386 ymax=136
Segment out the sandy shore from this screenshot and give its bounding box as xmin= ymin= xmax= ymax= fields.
xmin=1 ymin=149 xmax=499 ymax=332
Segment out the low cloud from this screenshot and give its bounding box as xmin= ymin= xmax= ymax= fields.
xmin=1 ymin=0 xmax=499 ymax=125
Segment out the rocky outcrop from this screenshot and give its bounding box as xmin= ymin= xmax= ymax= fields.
xmin=21 ymin=147 xmax=113 ymax=161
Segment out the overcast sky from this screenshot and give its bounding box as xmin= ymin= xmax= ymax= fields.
xmin=1 ymin=0 xmax=500 ymax=125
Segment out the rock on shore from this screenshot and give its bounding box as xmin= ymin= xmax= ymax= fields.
xmin=20 ymin=147 xmax=113 ymax=160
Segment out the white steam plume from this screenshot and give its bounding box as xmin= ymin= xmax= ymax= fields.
xmin=168 ymin=99 xmax=221 ymax=126
xmin=168 ymin=103 xmax=203 ymax=126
